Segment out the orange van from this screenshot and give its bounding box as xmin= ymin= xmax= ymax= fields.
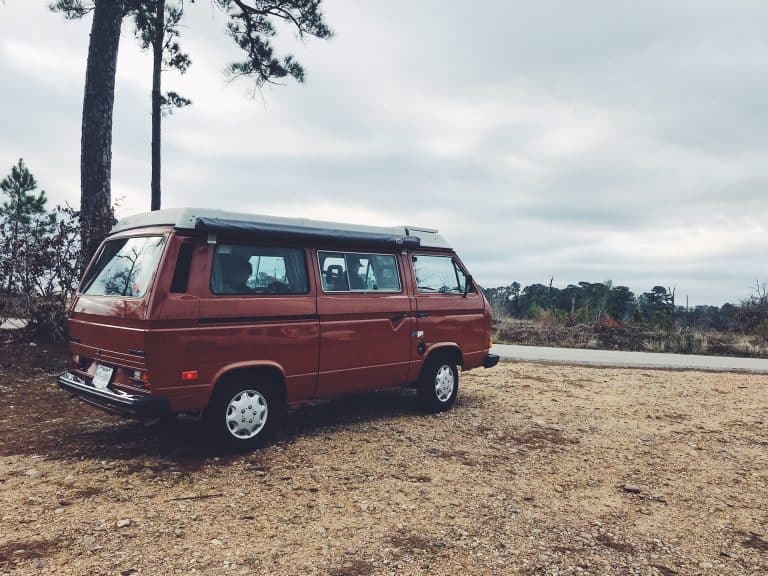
xmin=58 ymin=209 xmax=499 ymax=450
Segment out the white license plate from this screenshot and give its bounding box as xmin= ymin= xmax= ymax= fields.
xmin=92 ymin=365 xmax=114 ymax=390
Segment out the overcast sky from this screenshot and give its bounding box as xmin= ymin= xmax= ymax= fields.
xmin=1 ymin=1 xmax=767 ymax=305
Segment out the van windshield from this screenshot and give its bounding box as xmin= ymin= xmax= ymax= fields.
xmin=83 ymin=236 xmax=166 ymax=298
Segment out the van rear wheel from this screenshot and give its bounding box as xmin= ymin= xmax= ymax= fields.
xmin=417 ymin=356 xmax=459 ymax=413
xmin=206 ymin=381 xmax=276 ymax=451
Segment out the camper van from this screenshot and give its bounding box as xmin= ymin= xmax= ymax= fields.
xmin=58 ymin=209 xmax=499 ymax=450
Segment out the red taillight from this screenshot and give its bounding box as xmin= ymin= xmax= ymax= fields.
xmin=181 ymin=370 xmax=198 ymax=382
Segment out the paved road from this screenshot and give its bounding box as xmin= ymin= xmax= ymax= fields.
xmin=492 ymin=343 xmax=768 ymax=373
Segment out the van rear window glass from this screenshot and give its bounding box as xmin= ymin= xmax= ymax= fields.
xmin=319 ymin=251 xmax=401 ymax=292
xmin=83 ymin=236 xmax=166 ymax=298
xmin=211 ymin=245 xmax=308 ymax=295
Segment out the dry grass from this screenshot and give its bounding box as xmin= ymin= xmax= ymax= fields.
xmin=496 ymin=317 xmax=768 ymax=357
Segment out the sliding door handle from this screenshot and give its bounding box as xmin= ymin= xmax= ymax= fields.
xmin=390 ymin=313 xmax=406 ymax=322
xmin=416 ymin=311 xmax=429 ymax=318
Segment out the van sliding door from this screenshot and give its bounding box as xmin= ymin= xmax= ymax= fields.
xmin=316 ymin=249 xmax=413 ymax=397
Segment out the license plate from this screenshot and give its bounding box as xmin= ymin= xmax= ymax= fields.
xmin=92 ymin=365 xmax=114 ymax=390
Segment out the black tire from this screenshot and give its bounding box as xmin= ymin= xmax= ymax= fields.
xmin=417 ymin=355 xmax=459 ymax=413
xmin=205 ymin=379 xmax=278 ymax=452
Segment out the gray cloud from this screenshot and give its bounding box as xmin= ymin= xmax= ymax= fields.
xmin=1 ymin=0 xmax=767 ymax=306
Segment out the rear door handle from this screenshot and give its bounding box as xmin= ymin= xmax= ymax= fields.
xmin=417 ymin=312 xmax=429 ymax=318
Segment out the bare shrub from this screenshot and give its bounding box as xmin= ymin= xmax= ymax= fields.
xmin=533 ymin=307 xmax=561 ymax=327
xmin=26 ymin=205 xmax=81 ymax=340
xmin=0 ymin=204 xmax=80 ymax=340
xmin=737 ymin=281 xmax=768 ymax=337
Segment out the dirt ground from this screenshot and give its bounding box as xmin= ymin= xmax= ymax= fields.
xmin=0 ymin=340 xmax=766 ymax=575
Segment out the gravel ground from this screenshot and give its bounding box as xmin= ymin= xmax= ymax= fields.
xmin=0 ymin=346 xmax=767 ymax=575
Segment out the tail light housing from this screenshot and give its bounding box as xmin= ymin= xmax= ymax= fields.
xmin=71 ymin=354 xmax=91 ymax=371
xmin=129 ymin=370 xmax=151 ymax=390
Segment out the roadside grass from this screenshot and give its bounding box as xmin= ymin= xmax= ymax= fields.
xmin=495 ymin=317 xmax=768 ymax=358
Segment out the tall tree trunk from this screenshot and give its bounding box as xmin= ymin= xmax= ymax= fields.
xmin=151 ymin=0 xmax=165 ymax=211
xmin=80 ymin=0 xmax=123 ymax=269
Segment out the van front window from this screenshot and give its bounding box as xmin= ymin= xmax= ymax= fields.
xmin=83 ymin=236 xmax=166 ymax=297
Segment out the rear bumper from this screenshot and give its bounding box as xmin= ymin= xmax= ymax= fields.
xmin=57 ymin=371 xmax=169 ymax=418
xmin=484 ymin=353 xmax=500 ymax=369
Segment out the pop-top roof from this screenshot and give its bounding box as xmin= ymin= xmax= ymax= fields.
xmin=110 ymin=208 xmax=451 ymax=249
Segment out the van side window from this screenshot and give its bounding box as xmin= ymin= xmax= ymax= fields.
xmin=366 ymin=254 xmax=401 ymax=291
xmin=413 ymin=255 xmax=467 ymax=294
xmin=319 ymin=252 xmax=349 ymax=291
xmin=453 ymin=260 xmax=474 ymax=293
xmin=211 ymin=245 xmax=308 ymax=295
xmin=319 ymin=251 xmax=401 ymax=293
xmin=170 ymin=242 xmax=193 ymax=293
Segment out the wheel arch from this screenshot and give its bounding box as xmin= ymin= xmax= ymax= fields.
xmin=208 ymin=361 xmax=288 ymax=411
xmin=419 ymin=343 xmax=463 ymax=380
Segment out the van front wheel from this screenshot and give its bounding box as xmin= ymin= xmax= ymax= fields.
xmin=206 ymin=382 xmax=276 ymax=451
xmin=417 ymin=358 xmax=459 ymax=413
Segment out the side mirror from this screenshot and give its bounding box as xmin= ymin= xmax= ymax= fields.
xmin=463 ymin=274 xmax=473 ymax=298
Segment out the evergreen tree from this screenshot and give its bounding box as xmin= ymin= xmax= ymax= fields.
xmin=51 ymin=0 xmax=123 ymax=269
xmin=0 ymin=158 xmax=47 ymax=222
xmin=215 ymin=0 xmax=333 ymax=86
xmin=0 ymin=159 xmax=51 ymax=294
xmin=131 ymin=0 xmax=192 ymax=211
xmin=510 ymin=281 xmax=521 ymax=317
xmin=640 ymin=286 xmax=674 ymax=329
xmin=52 ymin=0 xmax=333 ymax=239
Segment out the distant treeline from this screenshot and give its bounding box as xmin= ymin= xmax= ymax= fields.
xmin=482 ymin=281 xmax=766 ymax=334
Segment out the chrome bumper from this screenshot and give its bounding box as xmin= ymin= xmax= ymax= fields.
xmin=57 ymin=371 xmax=168 ymax=418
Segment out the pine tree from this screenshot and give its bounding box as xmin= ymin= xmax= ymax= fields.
xmin=52 ymin=0 xmax=333 ymax=225
xmin=51 ymin=0 xmax=123 ymax=269
xmin=131 ymin=0 xmax=192 ymax=211
xmin=0 ymin=159 xmax=50 ymax=294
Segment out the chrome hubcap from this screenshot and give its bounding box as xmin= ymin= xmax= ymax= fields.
xmin=225 ymin=390 xmax=268 ymax=439
xmin=434 ymin=365 xmax=455 ymax=402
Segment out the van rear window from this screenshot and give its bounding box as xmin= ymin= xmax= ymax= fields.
xmin=211 ymin=245 xmax=308 ymax=295
xmin=83 ymin=236 xmax=166 ymax=298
